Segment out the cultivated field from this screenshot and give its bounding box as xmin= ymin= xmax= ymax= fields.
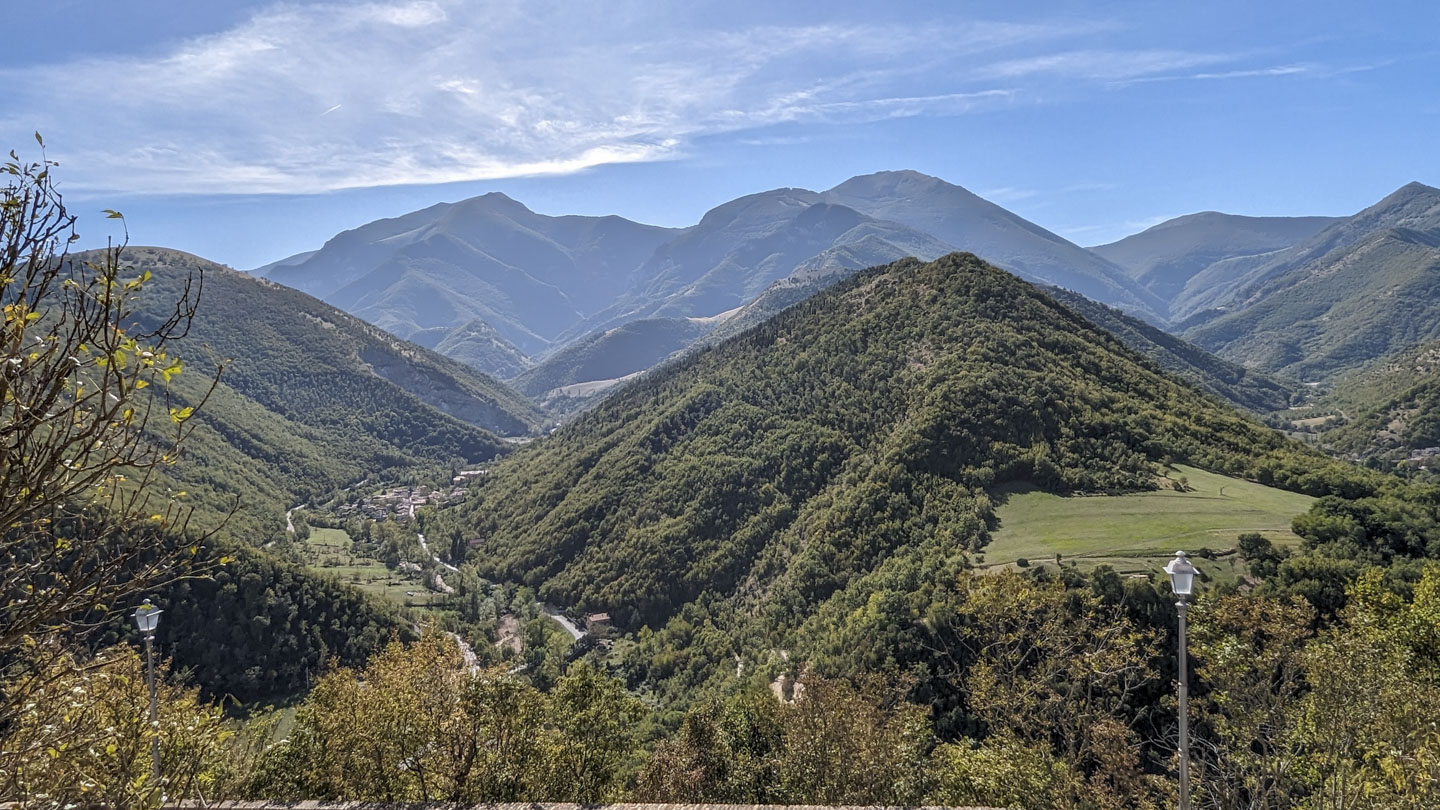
xmin=983 ymin=465 xmax=1316 ymax=583
xmin=299 ymin=526 xmax=444 ymax=610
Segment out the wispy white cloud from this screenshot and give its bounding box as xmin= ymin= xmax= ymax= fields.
xmin=973 ymin=49 xmax=1232 ymax=81
xmin=1113 ymin=63 xmax=1313 ymax=86
xmin=6 ymin=1 xmax=1073 ymax=195
xmin=982 ymin=181 xmax=1117 ymax=204
xmin=0 ymin=1 xmax=1286 ymax=196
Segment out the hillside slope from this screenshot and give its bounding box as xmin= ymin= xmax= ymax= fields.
xmin=1183 ymin=223 xmax=1440 ymax=380
xmin=121 ymin=247 xmax=540 ymax=541
xmin=1045 ymin=289 xmax=1294 ymax=412
xmin=1174 ymin=181 xmax=1440 ymax=324
xmin=512 ymin=317 xmax=713 ymax=399
xmin=1303 ymin=341 xmax=1440 ymax=470
xmin=702 ymin=263 xmax=1293 ymax=415
xmin=458 ymin=253 xmax=1329 ymax=635
xmin=429 ymin=318 xmax=533 ymax=379
xmin=1089 ymin=212 xmax=1338 ymax=305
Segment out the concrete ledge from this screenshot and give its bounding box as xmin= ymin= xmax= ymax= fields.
xmin=3 ymin=803 xmax=999 ymax=809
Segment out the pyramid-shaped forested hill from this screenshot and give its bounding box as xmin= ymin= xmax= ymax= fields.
xmin=457 ymin=253 xmax=1351 ymax=635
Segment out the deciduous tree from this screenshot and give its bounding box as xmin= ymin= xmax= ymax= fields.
xmin=1 ymin=140 xmax=222 ymax=724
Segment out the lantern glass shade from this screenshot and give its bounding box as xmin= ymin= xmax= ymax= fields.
xmin=133 ymin=602 xmax=162 ymax=634
xmin=1164 ymin=551 xmax=1198 ymax=596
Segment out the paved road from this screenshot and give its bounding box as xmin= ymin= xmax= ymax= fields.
xmin=542 ymin=604 xmax=585 ymax=641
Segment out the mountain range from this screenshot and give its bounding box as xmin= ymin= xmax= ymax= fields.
xmin=1089 ymin=211 xmax=1341 ymax=305
xmin=261 ymin=195 xmax=677 ymax=356
xmin=258 ymin=171 xmax=1171 ymax=387
xmin=1179 ymin=182 xmax=1440 ymax=380
xmin=121 ymin=247 xmax=540 ymax=540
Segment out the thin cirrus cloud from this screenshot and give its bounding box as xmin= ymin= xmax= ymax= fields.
xmin=1 ymin=0 xmax=1269 ymax=196
xmin=973 ymin=49 xmax=1234 ymax=81
xmin=1111 ymin=63 xmax=1313 ymax=86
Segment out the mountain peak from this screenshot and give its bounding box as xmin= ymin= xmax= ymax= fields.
xmin=1381 ymin=180 xmax=1440 ymax=205
xmin=456 ymin=190 xmax=533 ymax=214
xmin=693 ymin=187 xmax=822 ymax=229
xmin=827 ymin=169 xmax=961 ymax=198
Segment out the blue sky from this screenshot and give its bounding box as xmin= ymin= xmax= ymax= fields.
xmin=3 ymin=0 xmax=1436 ymax=269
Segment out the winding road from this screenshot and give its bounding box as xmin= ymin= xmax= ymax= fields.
xmin=405 ymin=494 xmax=583 ymax=643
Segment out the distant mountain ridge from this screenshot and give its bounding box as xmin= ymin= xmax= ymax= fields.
xmin=1181 ymin=182 xmax=1440 ymax=381
xmin=264 ymin=194 xmax=679 ymax=357
xmin=259 ymin=173 xmax=1440 ymax=407
xmin=257 ymin=171 xmax=1174 ymax=384
xmin=557 ymin=189 xmax=958 ymax=342
xmin=1090 ymin=212 xmax=1341 ymax=307
xmin=824 ymin=171 xmax=1166 ymax=321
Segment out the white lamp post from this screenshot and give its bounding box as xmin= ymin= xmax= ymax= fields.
xmin=132 ymin=600 xmax=163 ymax=787
xmin=1164 ymin=551 xmax=1197 ymax=810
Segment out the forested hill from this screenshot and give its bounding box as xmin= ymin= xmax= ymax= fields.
xmin=458 ymin=253 xmax=1344 ymax=632
xmin=1307 ymin=340 xmax=1440 ymax=470
xmin=111 ymin=247 xmax=542 ymax=542
xmin=1045 ymin=289 xmax=1293 ymax=413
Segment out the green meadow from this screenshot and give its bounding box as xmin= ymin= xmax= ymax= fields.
xmin=983 ymin=465 xmax=1316 ymax=581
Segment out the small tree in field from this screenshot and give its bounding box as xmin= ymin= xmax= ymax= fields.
xmin=0 ymin=136 xmax=223 ymax=725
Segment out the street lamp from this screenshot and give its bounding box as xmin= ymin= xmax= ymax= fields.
xmin=1164 ymin=551 xmax=1198 ymax=810
xmin=132 ymin=599 xmax=163 ymax=788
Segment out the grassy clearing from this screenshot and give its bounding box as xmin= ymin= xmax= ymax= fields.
xmin=296 ymin=525 xmax=445 ymax=613
xmin=982 ymin=465 xmax=1315 ymax=582
xmin=304 ymin=527 xmax=353 ymax=547
xmin=354 ymin=578 xmax=447 ymax=610
xmin=297 ymin=527 xmax=365 ymax=568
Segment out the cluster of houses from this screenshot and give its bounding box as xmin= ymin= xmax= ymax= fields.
xmin=334 ymin=475 xmax=489 ymax=522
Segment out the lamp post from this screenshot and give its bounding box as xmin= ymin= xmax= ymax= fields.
xmin=132 ymin=599 xmax=163 ymax=787
xmin=1164 ymin=551 xmax=1197 ymax=810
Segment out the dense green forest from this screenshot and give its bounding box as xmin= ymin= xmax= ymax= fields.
xmin=456 ymin=254 xmax=1359 ymax=624
xmin=110 ymin=247 xmax=541 ymax=542
xmin=702 ymin=261 xmax=1295 ymax=415
xmin=1045 ymin=289 xmax=1294 ymax=413
xmin=1295 ymin=340 xmax=1440 ymax=475
xmin=414 ymin=254 xmax=1406 ymax=731
xmin=90 ymin=545 xmax=413 ymax=703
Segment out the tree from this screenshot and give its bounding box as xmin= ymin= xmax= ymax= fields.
xmin=1236 ymin=532 xmax=1286 ymax=579
xmin=635 ymin=675 xmax=932 ymax=805
xmin=243 ymin=631 xmax=644 ymax=802
xmin=929 ymin=734 xmax=1075 ymax=810
xmin=924 ymin=570 xmax=1166 ymax=810
xmin=0 ymin=139 xmax=222 ymax=723
xmin=0 ymin=644 xmax=230 ymax=808
xmin=1189 ymin=594 xmax=1315 ymax=810
xmin=544 ymin=662 xmax=646 ymax=801
xmin=1190 ymin=567 xmax=1440 ymax=809
xmin=1289 ymin=566 xmax=1440 ymax=809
